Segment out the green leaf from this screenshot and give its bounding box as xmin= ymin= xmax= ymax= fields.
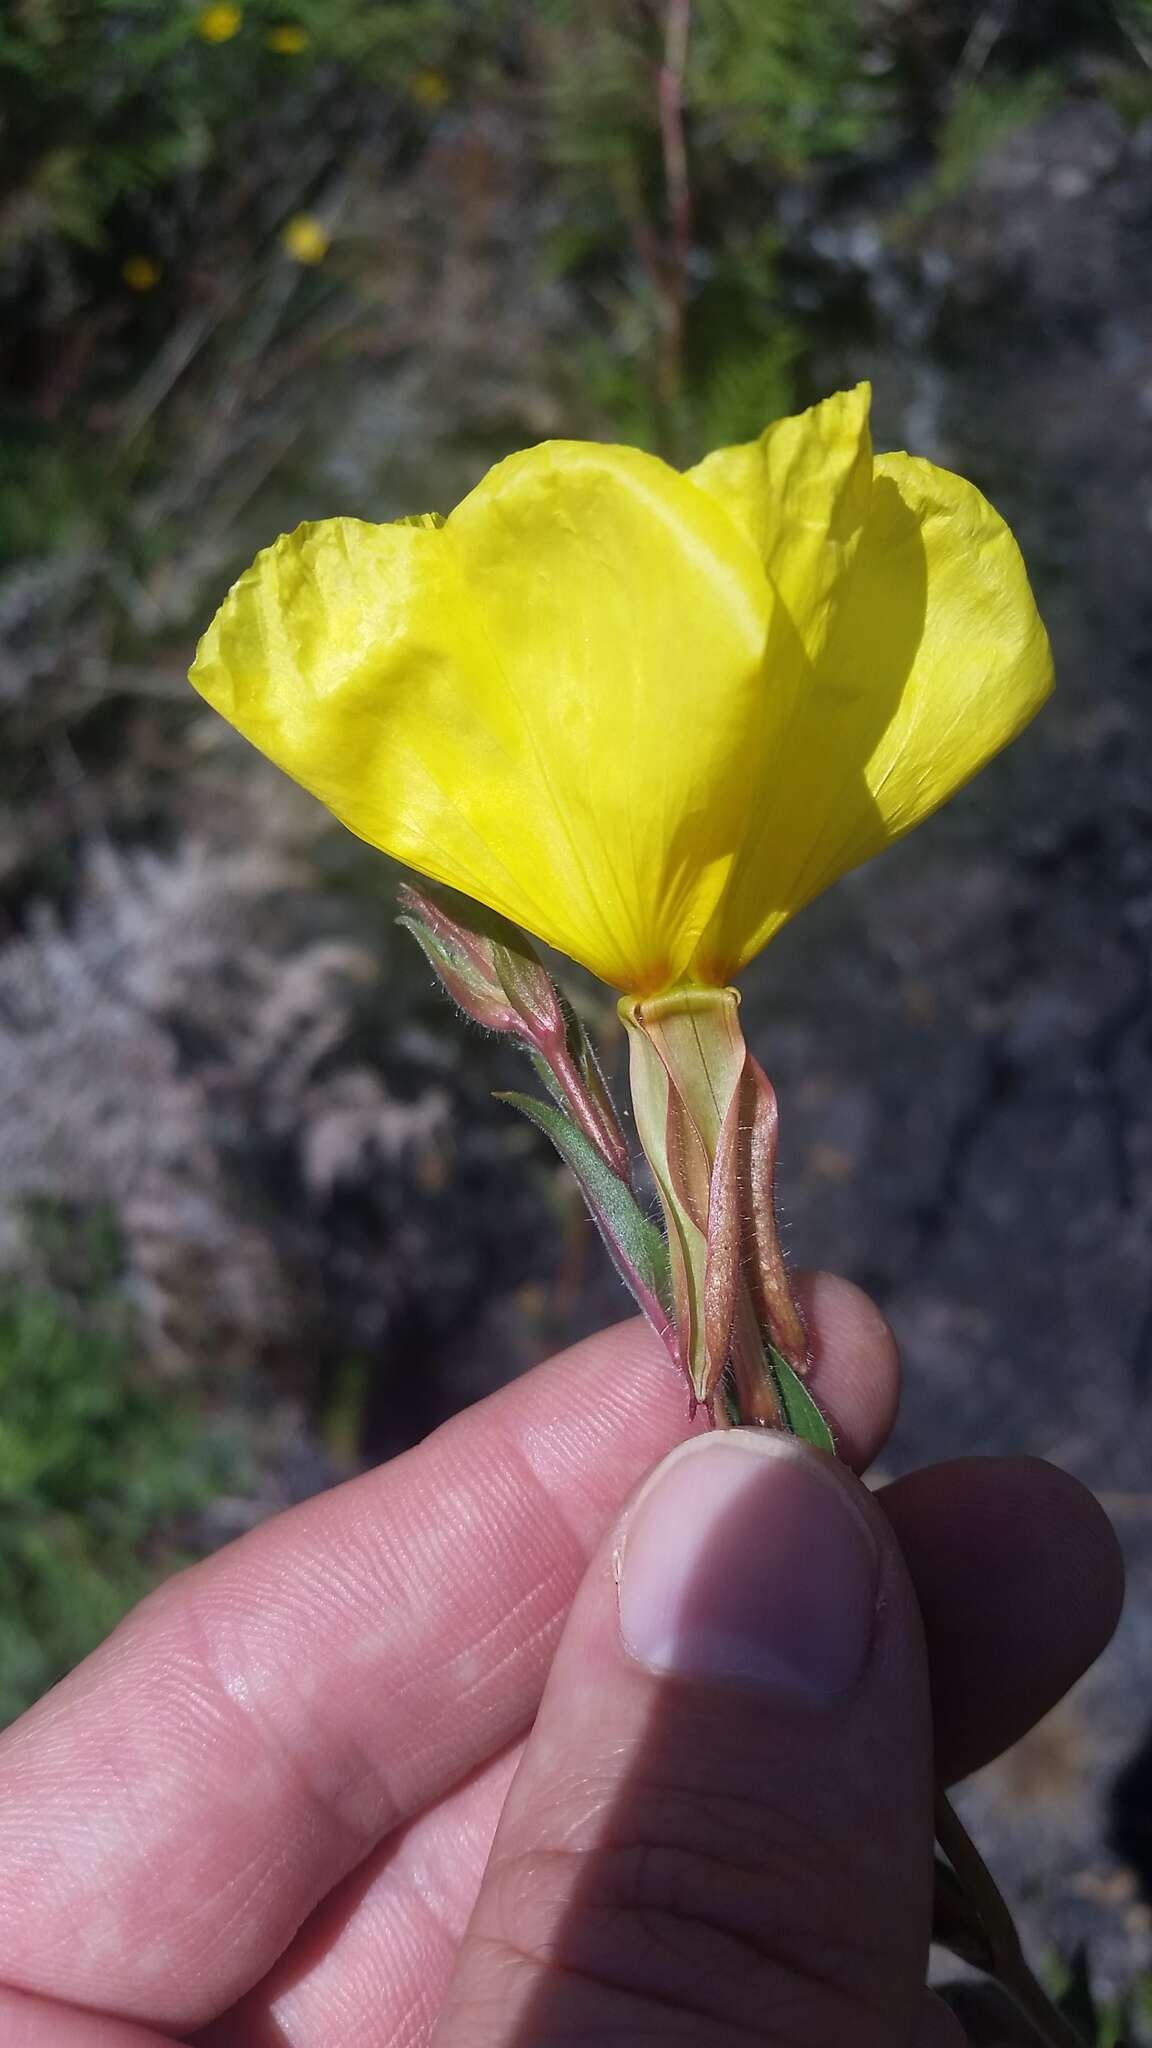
xmin=496 ymin=1089 xmax=672 ymax=1326
xmin=930 ymin=1855 xmax=996 ymax=1973
xmin=718 ymin=1373 xmax=742 ymax=1428
xmin=1056 ymin=1945 xmax=1100 ymax=2044
xmin=527 ymin=1047 xmax=573 ymax=1116
xmin=767 ymin=1346 xmax=836 ymax=1454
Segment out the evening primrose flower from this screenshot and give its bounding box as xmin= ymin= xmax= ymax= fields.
xmin=197 ymin=3 xmax=242 ymax=41
xmin=267 ymin=23 xmax=309 ymax=52
xmin=121 ymin=255 xmax=161 ymax=291
xmin=410 ymin=68 xmax=451 ymax=109
xmin=190 ymin=385 xmax=1051 ymax=997
xmin=281 ymin=213 xmax=328 ymax=264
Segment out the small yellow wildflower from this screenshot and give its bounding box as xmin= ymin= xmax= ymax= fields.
xmin=409 ymin=68 xmax=451 ymax=109
xmin=281 ymin=213 xmax=329 ymax=265
xmin=197 ymin=3 xmax=242 ymax=42
xmin=267 ymin=23 xmax=309 ymax=53
xmin=121 ymin=255 xmax=161 ymax=292
xmin=191 ymin=386 xmax=1053 ymax=996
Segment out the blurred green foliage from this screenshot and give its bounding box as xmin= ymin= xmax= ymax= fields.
xmin=1054 ymin=1942 xmax=1152 ymax=2048
xmin=0 ymin=0 xmax=503 ymax=583
xmin=0 ymin=0 xmax=466 ymax=255
xmin=535 ymin=0 xmax=882 ymax=454
xmin=0 ymin=0 xmax=879 ymax=540
xmin=3 ymin=0 xmax=1140 ymax=567
xmin=541 ymin=0 xmax=877 ymax=174
xmin=0 ymin=1206 xmax=237 ymax=1726
xmin=916 ymin=69 xmax=1063 ymax=211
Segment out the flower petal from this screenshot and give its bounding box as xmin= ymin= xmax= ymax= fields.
xmin=190 ymin=514 xmax=519 ymax=901
xmin=442 ymin=442 xmax=781 ymax=988
xmin=691 ymin=449 xmax=1054 ymax=981
xmin=191 ymin=444 xmax=778 ymax=990
xmin=686 ymin=383 xmax=874 ymax=666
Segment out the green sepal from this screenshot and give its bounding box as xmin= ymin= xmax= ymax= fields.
xmin=496 ymin=1090 xmax=673 ymax=1335
xmin=767 ymin=1345 xmax=836 ymax=1453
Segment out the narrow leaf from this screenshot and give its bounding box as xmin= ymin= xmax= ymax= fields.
xmin=528 ymin=1046 xmax=574 ymax=1116
xmin=717 ymin=1374 xmax=741 ymax=1428
xmin=497 ymin=1090 xmax=673 ymax=1341
xmin=931 ymin=1855 xmax=997 ymax=1973
xmin=767 ymin=1345 xmax=836 ymax=1453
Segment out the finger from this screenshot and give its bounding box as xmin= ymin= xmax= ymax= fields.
xmin=197 ymin=1748 xmax=522 ymax=2048
xmin=203 ymin=1455 xmax=1118 ymax=2048
xmin=795 ymin=1268 xmax=901 ymax=1464
xmin=880 ymin=1456 xmax=1124 ymax=1784
xmin=912 ymin=1991 xmax=968 ymax=2047
xmin=0 ymin=1281 xmax=898 ymax=2032
xmin=0 ymin=1984 xmax=178 ymax=2046
xmin=436 ymin=1432 xmax=934 ymax=2047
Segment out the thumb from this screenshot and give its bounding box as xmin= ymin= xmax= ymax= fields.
xmin=434 ymin=1430 xmax=945 ymax=2048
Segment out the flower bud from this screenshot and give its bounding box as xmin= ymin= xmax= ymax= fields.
xmin=399 ymin=884 xmax=629 ymax=1180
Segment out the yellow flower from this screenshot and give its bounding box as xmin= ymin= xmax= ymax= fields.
xmin=409 ymin=67 xmax=451 ymax=109
xmin=267 ymin=23 xmax=309 ymax=53
xmin=190 ymin=385 xmax=1052 ymax=994
xmin=121 ymin=255 xmax=161 ymax=292
xmin=281 ymin=213 xmax=328 ymax=264
xmin=197 ymin=3 xmax=242 ymax=42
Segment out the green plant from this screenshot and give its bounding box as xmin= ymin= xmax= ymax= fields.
xmin=0 ymin=0 xmax=476 ymax=259
xmin=0 ymin=1210 xmax=238 ymax=1726
xmin=537 ymin=0 xmax=877 ymax=458
xmin=919 ymin=70 xmax=1062 ymax=211
xmin=1050 ymin=1942 xmax=1152 ymax=2047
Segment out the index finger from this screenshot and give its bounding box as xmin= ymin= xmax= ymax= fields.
xmin=0 ymin=1278 xmax=896 ymax=2034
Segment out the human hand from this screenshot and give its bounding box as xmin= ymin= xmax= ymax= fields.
xmin=0 ymin=1275 xmax=1122 ymax=2046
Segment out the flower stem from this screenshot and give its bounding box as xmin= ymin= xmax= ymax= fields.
xmin=934 ymin=1791 xmax=1087 ymax=2048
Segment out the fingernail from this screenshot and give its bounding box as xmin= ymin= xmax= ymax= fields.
xmin=617 ymin=1435 xmax=879 ymax=1697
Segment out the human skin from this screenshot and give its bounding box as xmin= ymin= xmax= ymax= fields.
xmin=0 ymin=1273 xmax=1124 ymax=2046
